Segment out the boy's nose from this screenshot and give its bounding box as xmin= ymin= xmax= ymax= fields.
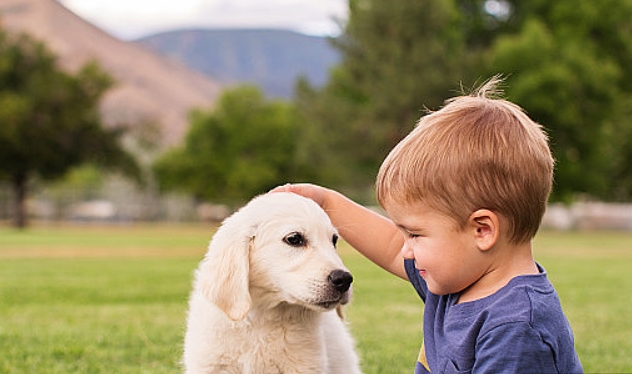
xmin=400 ymin=242 xmax=414 ymax=259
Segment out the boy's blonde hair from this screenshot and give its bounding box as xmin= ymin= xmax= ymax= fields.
xmin=376 ymin=78 xmax=554 ymax=244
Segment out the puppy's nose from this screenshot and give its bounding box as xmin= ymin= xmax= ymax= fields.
xmin=328 ymin=270 xmax=353 ymax=293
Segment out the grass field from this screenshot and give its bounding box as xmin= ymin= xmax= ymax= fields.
xmin=1 ymin=223 xmax=631 ymax=373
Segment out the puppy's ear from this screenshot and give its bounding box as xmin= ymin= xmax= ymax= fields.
xmin=196 ymin=219 xmax=253 ymax=321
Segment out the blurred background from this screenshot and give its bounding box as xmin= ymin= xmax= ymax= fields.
xmin=1 ymin=0 xmax=632 ymax=229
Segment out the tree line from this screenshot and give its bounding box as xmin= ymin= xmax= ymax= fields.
xmin=3 ymin=0 xmax=632 ymax=228
xmin=156 ymin=0 xmax=632 ymax=204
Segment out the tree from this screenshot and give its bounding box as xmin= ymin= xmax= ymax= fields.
xmin=294 ymin=0 xmax=472 ymax=199
xmin=484 ymin=0 xmax=632 ymax=201
xmin=154 ymin=86 xmax=303 ymax=203
xmin=299 ymin=0 xmax=632 ymax=202
xmin=0 ymin=31 xmax=139 ymax=228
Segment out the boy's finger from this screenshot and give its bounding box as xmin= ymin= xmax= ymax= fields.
xmin=269 ymin=183 xmax=293 ymax=193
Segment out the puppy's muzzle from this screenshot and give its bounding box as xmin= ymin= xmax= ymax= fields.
xmin=328 ymin=269 xmax=353 ymax=293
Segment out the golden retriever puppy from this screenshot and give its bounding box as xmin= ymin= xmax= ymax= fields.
xmin=184 ymin=192 xmax=361 ymax=374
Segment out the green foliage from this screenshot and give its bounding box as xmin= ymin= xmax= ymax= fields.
xmin=295 ymin=0 xmax=470 ymax=196
xmin=154 ymin=86 xmax=303 ymax=203
xmin=340 ymin=0 xmax=465 ymax=115
xmin=294 ymin=0 xmax=632 ymax=203
xmin=0 ymin=30 xmax=139 ymax=227
xmin=485 ymin=1 xmax=632 ymax=201
xmin=0 ymin=32 xmax=137 ymax=180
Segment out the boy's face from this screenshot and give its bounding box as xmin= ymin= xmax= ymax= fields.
xmin=384 ymin=200 xmax=490 ymax=296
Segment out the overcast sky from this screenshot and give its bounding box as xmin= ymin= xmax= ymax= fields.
xmin=58 ymin=0 xmax=348 ymax=40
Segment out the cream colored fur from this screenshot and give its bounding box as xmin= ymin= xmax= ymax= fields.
xmin=183 ymin=193 xmax=361 ymax=373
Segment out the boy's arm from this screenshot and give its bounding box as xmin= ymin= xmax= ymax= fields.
xmin=274 ymin=184 xmax=407 ymax=280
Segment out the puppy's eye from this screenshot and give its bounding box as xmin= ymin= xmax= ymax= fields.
xmin=283 ymin=232 xmax=306 ymax=247
xmin=332 ymin=234 xmax=339 ymax=247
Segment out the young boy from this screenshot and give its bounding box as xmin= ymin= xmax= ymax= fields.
xmin=274 ymin=78 xmax=583 ymax=373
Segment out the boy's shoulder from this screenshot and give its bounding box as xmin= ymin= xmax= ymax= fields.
xmin=455 ymin=264 xmax=560 ymax=326
xmin=405 ymin=258 xmax=569 ymax=330
xmin=407 ymin=260 xmax=582 ymax=372
xmin=450 ymin=265 xmax=582 ymax=373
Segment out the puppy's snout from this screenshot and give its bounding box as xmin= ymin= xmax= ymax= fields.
xmin=328 ymin=270 xmax=353 ymax=293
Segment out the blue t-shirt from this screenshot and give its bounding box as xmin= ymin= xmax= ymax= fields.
xmin=404 ymin=259 xmax=583 ymax=373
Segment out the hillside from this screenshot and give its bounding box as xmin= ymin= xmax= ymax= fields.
xmin=137 ymin=29 xmax=340 ymax=99
xmin=0 ymin=0 xmax=222 ymax=146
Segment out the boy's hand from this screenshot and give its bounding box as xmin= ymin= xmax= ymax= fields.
xmin=269 ymin=183 xmax=328 ymax=209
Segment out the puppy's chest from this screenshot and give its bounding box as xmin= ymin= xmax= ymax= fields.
xmin=223 ymin=320 xmax=327 ymax=373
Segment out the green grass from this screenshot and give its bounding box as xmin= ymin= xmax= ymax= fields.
xmin=533 ymin=231 xmax=632 ymax=372
xmin=1 ymin=224 xmax=631 ymax=373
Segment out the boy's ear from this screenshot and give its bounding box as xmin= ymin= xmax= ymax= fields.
xmin=469 ymin=209 xmax=500 ymax=251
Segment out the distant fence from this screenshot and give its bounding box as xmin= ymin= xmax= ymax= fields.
xmin=2 ymin=182 xmax=632 ymax=230
xmin=542 ymin=202 xmax=632 ymax=231
xmin=0 ymin=180 xmax=218 ymax=224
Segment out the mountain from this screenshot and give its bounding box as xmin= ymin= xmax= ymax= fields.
xmin=137 ymin=29 xmax=341 ymax=99
xmin=0 ymin=0 xmax=222 ymax=146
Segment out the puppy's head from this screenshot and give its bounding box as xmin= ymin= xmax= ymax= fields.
xmin=196 ymin=192 xmax=353 ymax=321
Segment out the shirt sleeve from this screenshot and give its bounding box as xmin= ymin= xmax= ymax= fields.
xmin=473 ymin=321 xmax=564 ymax=374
